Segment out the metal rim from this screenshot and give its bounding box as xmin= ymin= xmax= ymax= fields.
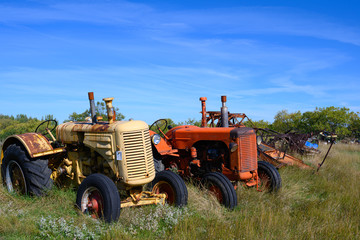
xmin=153 ymin=180 xmax=176 ymax=204
xmin=5 ymin=160 xmax=27 ymax=194
xmin=258 ymin=170 xmax=271 ymax=191
xmin=208 ymin=184 xmax=224 ymax=203
xmin=81 ymin=187 xmax=104 ymax=219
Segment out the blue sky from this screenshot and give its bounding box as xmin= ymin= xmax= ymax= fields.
xmin=0 ymin=0 xmax=359 ymax=125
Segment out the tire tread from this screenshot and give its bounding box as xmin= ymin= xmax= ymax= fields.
xmin=1 ymin=144 xmax=53 ymax=196
xmin=258 ymin=161 xmax=282 ymax=192
xmin=201 ymin=172 xmax=237 ymax=209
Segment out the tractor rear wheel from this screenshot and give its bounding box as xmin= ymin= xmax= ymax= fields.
xmin=148 ymin=170 xmax=188 ymax=207
xmin=257 ymin=161 xmax=282 ymax=192
xmin=1 ymin=144 xmax=53 ymax=196
xmin=201 ymin=172 xmax=237 ymax=209
xmin=76 ymin=174 xmax=121 ymax=223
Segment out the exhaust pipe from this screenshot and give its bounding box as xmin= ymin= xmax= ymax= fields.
xmin=103 ymin=97 xmax=115 ymax=124
xmin=200 ymin=97 xmax=207 ymax=127
xmin=88 ymin=92 xmax=97 ymax=124
xmin=221 ymin=95 xmax=229 ymax=127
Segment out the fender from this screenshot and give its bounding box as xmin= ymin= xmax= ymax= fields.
xmin=1 ymin=133 xmax=65 ymax=162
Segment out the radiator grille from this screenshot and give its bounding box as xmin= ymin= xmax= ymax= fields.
xmin=123 ymin=130 xmax=154 ymax=180
xmin=238 ymin=133 xmax=258 ymax=172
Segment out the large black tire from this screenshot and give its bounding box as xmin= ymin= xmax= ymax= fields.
xmin=148 ymin=170 xmax=188 ymax=207
xmin=257 ymin=161 xmax=282 ymax=192
xmin=76 ymin=173 xmax=121 ymax=223
xmin=201 ymin=172 xmax=237 ymax=209
xmin=1 ymin=144 xmax=53 ymax=196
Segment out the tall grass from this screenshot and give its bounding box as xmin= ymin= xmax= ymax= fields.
xmin=0 ymin=143 xmax=359 ymax=239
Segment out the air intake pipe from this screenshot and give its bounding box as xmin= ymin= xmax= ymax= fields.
xmin=88 ymin=92 xmax=97 ymax=124
xmin=200 ymin=97 xmax=207 ymax=127
xmin=221 ymin=95 xmax=229 ymax=127
xmin=103 ymin=97 xmax=115 ymax=124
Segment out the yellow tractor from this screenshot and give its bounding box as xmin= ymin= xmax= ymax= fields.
xmin=1 ymin=92 xmax=187 ymax=222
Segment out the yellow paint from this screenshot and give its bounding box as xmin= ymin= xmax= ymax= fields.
xmin=0 ymin=149 xmax=3 ymax=164
xmin=120 ymin=191 xmax=166 ymax=208
xmin=32 ymin=147 xmax=66 ymax=158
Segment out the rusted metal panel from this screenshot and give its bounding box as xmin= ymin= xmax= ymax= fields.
xmin=57 ymin=120 xmax=147 ymax=142
xmin=56 ymin=123 xmax=79 ymax=143
xmin=72 ymin=123 xmax=111 ymax=132
xmin=17 ymin=133 xmax=53 ymax=157
xmin=9 ymin=133 xmax=66 ymax=158
xmin=56 ymin=122 xmax=112 ymax=143
xmin=258 ymin=143 xmax=312 ymax=169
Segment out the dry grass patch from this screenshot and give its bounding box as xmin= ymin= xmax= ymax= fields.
xmin=0 ymin=143 xmax=360 ymax=239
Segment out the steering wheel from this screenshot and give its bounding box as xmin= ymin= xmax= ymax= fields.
xmin=150 ymin=119 xmax=168 ymax=136
xmin=35 ymin=120 xmax=58 ymax=137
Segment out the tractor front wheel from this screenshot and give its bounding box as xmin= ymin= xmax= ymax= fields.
xmin=257 ymin=161 xmax=282 ymax=192
xmin=76 ymin=174 xmax=121 ymax=223
xmin=201 ymin=172 xmax=237 ymax=209
xmin=149 ymin=170 xmax=188 ymax=207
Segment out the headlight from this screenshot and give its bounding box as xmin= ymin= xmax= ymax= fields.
xmin=256 ymin=136 xmax=262 ymax=145
xmin=152 ymin=134 xmax=161 ymax=145
xmin=229 ymin=142 xmax=238 ymax=152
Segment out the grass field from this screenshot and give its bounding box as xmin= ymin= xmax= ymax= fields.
xmin=0 ymin=143 xmax=359 ymax=239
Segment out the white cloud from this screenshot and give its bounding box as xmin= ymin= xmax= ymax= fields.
xmin=1 ymin=2 xmax=360 ymax=46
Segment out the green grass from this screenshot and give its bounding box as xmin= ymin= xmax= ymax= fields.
xmin=1 ymin=143 xmax=360 ymax=239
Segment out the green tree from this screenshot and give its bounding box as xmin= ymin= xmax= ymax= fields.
xmin=42 ymin=114 xmax=56 ymax=121
xmin=301 ymin=107 xmax=353 ymax=138
xmin=0 ymin=114 xmax=15 ymax=120
xmin=271 ymin=110 xmax=302 ymax=133
xmin=67 ymin=109 xmax=91 ymax=122
xmin=0 ymin=115 xmax=42 ymax=141
xmin=348 ymin=112 xmax=360 ymax=139
xmin=244 ymin=119 xmax=271 ymax=129
xmin=0 ymin=118 xmax=14 ymax=131
xmin=16 ymin=114 xmax=30 ymax=123
xmin=66 ymin=101 xmax=125 ymax=122
xmin=270 ymin=107 xmax=358 ymax=139
xmin=149 ymin=118 xmax=177 ymax=135
xmin=177 ymin=118 xmax=202 ymax=127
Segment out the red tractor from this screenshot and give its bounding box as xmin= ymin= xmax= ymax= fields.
xmin=150 ymin=96 xmax=281 ymax=209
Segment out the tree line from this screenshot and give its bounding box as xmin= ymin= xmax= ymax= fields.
xmin=1 ymin=106 xmax=359 ymax=143
xmin=0 ymin=114 xmax=54 ymax=141
xmin=245 ymin=106 xmax=360 ymax=139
